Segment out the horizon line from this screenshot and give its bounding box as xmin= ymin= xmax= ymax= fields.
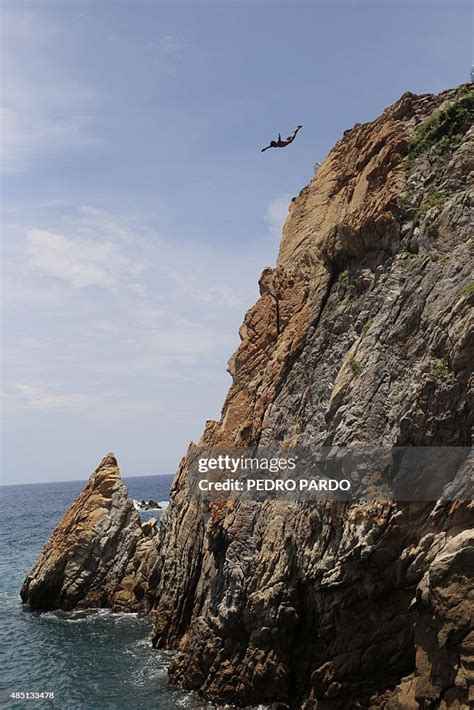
xmin=0 ymin=471 xmax=174 ymax=488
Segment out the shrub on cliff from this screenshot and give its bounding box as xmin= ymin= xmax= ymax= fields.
xmin=406 ymin=86 xmax=473 ymax=169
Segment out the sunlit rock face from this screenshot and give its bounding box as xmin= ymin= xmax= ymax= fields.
xmin=21 ymin=453 xmax=159 ymax=613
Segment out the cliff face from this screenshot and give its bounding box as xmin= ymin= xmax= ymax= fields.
xmin=149 ymin=85 xmax=473 ymax=708
xmin=21 ymin=86 xmax=473 ymax=709
xmin=21 ymin=454 xmax=159 ymax=612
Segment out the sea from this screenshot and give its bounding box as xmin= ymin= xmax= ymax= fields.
xmin=0 ymin=475 xmax=218 ymax=710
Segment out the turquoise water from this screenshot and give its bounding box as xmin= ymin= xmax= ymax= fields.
xmin=0 ymin=475 xmax=211 ymax=710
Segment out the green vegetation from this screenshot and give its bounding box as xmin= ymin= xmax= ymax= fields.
xmin=349 ymin=357 xmax=362 ymax=375
xmin=414 ymin=190 xmax=445 ymax=225
xmin=405 ymin=86 xmax=474 ymax=170
xmin=457 ymin=281 xmax=474 ymax=300
xmin=399 ymin=192 xmax=413 ymax=212
xmin=399 ymin=247 xmax=418 ymax=268
xmin=362 ymin=318 xmax=373 ymax=334
xmin=429 ymin=358 xmax=451 ymax=379
xmin=337 ymin=269 xmax=349 ymax=287
xmin=425 ymin=222 xmax=440 ymax=240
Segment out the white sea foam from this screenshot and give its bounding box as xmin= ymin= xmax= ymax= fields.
xmin=38 ymin=608 xmax=142 ymax=624
xmin=0 ymin=591 xmax=11 ymax=605
xmin=133 ymin=499 xmax=169 ymax=511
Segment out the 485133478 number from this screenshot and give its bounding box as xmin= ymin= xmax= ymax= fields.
xmin=10 ymin=692 xmax=55 ymax=700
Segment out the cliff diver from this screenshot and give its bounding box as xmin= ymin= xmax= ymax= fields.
xmin=261 ymin=125 xmax=302 ymax=152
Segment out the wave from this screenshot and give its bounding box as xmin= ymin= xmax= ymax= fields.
xmin=133 ymin=499 xmax=169 ymax=512
xmin=37 ymin=608 xmax=143 ymax=624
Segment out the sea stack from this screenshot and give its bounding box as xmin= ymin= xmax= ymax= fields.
xmin=21 ymin=453 xmax=159 ymax=612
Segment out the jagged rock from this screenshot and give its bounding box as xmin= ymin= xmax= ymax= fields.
xmin=21 ymin=453 xmax=158 ymax=612
xmin=413 ymin=527 xmax=474 ymax=707
xmin=137 ymin=499 xmax=161 ymax=510
xmin=142 ymin=518 xmax=158 ymax=536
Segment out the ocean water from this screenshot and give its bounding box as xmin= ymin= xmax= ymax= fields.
xmin=0 ymin=475 xmax=213 ymax=710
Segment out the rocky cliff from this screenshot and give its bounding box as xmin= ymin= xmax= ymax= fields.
xmin=22 ymin=85 xmax=473 ymax=709
xmin=149 ymin=84 xmax=473 ymax=709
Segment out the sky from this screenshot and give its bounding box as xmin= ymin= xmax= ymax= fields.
xmin=1 ymin=0 xmax=472 ymax=484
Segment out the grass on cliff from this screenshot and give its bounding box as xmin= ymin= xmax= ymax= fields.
xmin=337 ymin=269 xmax=349 ymax=287
xmin=349 ymin=356 xmax=362 ymax=375
xmin=405 ymin=86 xmax=474 ymax=170
xmin=457 ymin=281 xmax=474 ymax=300
xmin=414 ymin=190 xmax=445 ymax=225
xmin=429 ymin=358 xmax=451 ymax=379
xmin=399 ymin=246 xmax=418 ymax=268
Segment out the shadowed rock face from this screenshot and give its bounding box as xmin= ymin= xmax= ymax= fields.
xmin=21 ymin=453 xmax=158 ymax=612
xmin=21 ymin=86 xmax=473 ymax=708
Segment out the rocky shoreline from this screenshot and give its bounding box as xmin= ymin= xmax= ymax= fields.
xmin=21 ymin=85 xmax=473 ymax=709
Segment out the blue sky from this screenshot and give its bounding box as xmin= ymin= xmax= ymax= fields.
xmin=1 ymin=0 xmax=472 ymax=484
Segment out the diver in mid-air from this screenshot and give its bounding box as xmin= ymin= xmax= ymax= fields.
xmin=261 ymin=125 xmax=303 ymax=152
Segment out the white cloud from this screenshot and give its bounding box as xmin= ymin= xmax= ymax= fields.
xmin=25 ymin=228 xmax=142 ymax=289
xmin=16 ymin=206 xmax=148 ymax=292
xmin=3 ymin=207 xmax=264 ymax=313
xmin=2 ymin=206 xmax=271 ymax=462
xmin=265 ymin=194 xmax=291 ymax=237
xmin=78 ymin=206 xmax=135 ymax=243
xmin=162 ymin=265 xmax=248 ymax=307
xmin=10 ymin=384 xmax=87 ymax=410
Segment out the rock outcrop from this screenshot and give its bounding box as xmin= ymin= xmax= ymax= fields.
xmin=136 ymin=499 xmax=162 ymax=510
xmin=21 ymin=453 xmax=158 ymax=612
xmin=22 ymin=85 xmax=473 ymax=708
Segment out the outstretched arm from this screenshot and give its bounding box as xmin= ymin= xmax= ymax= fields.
xmin=261 ymin=144 xmax=272 ymax=152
